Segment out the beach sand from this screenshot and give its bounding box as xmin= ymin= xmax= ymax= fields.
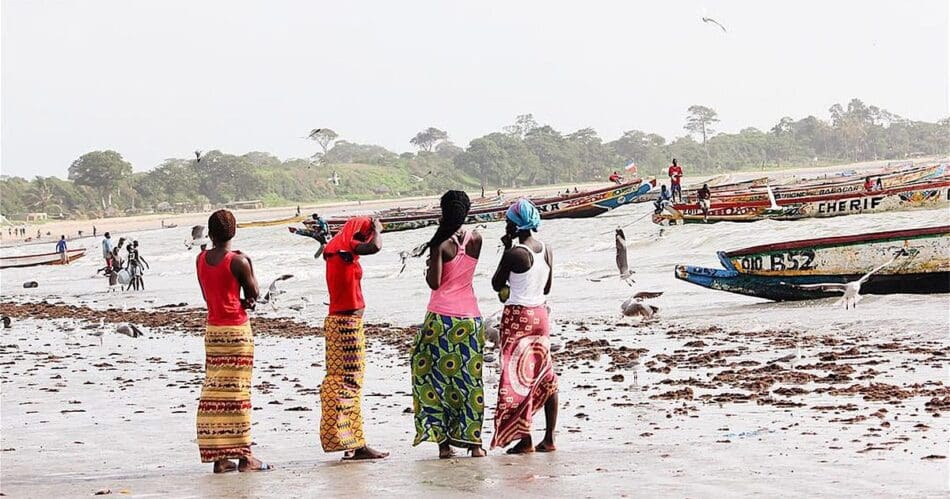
xmin=1 ymin=157 xmax=948 ymax=496
xmin=0 ymin=300 xmax=946 ymax=497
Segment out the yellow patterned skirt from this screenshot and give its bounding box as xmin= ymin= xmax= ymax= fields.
xmin=320 ymin=314 xmax=367 ymax=452
xmin=197 ymin=321 xmax=254 ymax=462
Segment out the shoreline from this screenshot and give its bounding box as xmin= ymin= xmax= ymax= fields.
xmin=2 ymin=157 xmax=938 ymax=250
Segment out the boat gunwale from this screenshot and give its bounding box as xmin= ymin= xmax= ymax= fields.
xmin=724 ymin=225 xmax=950 ymax=257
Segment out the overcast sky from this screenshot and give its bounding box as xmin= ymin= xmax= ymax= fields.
xmin=2 ymin=0 xmax=947 ymax=178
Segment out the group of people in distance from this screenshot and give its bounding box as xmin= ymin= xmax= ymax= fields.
xmin=193 ymin=194 xmax=559 ymax=473
xmin=651 ymin=159 xmax=714 ymax=221
xmin=98 ymin=232 xmax=149 ymax=291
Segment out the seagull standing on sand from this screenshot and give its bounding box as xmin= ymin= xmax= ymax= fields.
xmin=786 ymin=251 xmax=905 ymax=309
xmin=115 ymin=323 xmax=144 ymax=338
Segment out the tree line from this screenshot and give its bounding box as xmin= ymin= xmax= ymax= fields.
xmin=2 ymin=98 xmax=947 ymax=219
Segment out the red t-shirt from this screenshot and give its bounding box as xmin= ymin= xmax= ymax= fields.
xmin=326 ymin=254 xmax=364 ymax=314
xmin=668 ymin=165 xmax=683 ymax=185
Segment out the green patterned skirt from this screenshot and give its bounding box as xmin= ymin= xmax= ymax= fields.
xmin=411 ymin=312 xmax=484 ymax=446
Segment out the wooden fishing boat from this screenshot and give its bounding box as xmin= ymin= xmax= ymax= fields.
xmin=0 ymin=248 xmax=86 ymax=269
xmin=679 ymin=162 xmax=946 ymax=205
xmin=326 ymin=179 xmax=656 ymax=234
xmin=653 ymin=178 xmax=950 ymax=225
xmin=237 ymin=214 xmax=306 ymax=229
xmin=637 ymin=176 xmax=768 ymax=203
xmin=674 ymin=226 xmax=950 ymax=301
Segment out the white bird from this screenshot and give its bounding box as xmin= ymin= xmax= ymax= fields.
xmin=409 ymin=175 xmax=425 ymax=183
xmin=615 ymin=228 xmax=634 ymax=284
xmin=621 ymin=291 xmax=664 ymax=320
xmin=397 ymin=251 xmax=410 ymax=275
xmin=482 ymin=310 xmax=502 ymax=346
xmin=261 ymin=274 xmax=294 ymax=310
xmin=88 ymin=318 xmax=106 ymax=346
xmin=785 ymin=251 xmax=904 ymax=309
xmin=115 ymin=323 xmax=144 ymax=338
xmin=702 ymin=16 xmax=727 ymax=32
xmin=185 ymin=225 xmax=209 ymax=250
xmin=766 ymin=184 xmax=781 ymax=210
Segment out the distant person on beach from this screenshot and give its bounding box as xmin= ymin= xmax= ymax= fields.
xmin=320 ymin=216 xmax=389 ymax=460
xmin=56 ymin=236 xmax=68 ymax=264
xmin=668 ymin=159 xmax=683 ymax=203
xmin=864 ymin=176 xmax=875 ymax=191
xmin=608 ymin=171 xmax=623 ymax=184
xmin=78 ymin=230 xmax=83 ymax=237
xmin=490 ymin=199 xmax=558 ymax=454
xmin=126 ymin=241 xmax=149 ymax=291
xmin=93 ymin=226 xmax=97 ymax=237
xmin=413 ymin=191 xmax=486 ymax=459
xmin=654 ymin=184 xmax=672 ymax=214
xmin=101 ymin=233 xmax=114 ymax=267
xmin=697 ymin=183 xmax=712 ymax=222
xmin=195 ymin=209 xmax=272 ymax=473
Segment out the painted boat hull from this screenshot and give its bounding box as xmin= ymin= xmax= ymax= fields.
xmin=654 ymin=179 xmax=950 ymax=225
xmin=674 ymin=264 xmax=949 ymax=301
xmin=327 ymin=179 xmax=655 ymax=234
xmin=0 ymin=248 xmax=86 ymax=269
xmin=674 ymin=225 xmax=950 ymax=301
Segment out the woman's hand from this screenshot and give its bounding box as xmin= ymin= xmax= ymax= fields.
xmin=372 ymin=218 xmax=384 ymax=234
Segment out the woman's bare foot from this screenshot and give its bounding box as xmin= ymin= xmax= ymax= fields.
xmin=468 ymin=446 xmax=487 ymax=457
xmin=534 ymin=439 xmax=556 ymax=452
xmin=238 ymin=456 xmax=274 ymax=472
xmin=505 ymin=437 xmax=534 ymax=455
xmin=213 ymin=459 xmax=237 ymax=473
xmin=439 ymin=442 xmax=455 ymax=459
xmin=342 ymin=446 xmax=390 ymax=461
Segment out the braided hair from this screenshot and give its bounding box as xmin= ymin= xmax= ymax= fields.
xmin=426 ymin=190 xmax=471 ymax=255
xmin=208 ymin=209 xmax=236 ymax=243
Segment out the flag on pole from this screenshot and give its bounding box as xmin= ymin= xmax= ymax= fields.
xmin=624 ymin=161 xmax=638 ymax=175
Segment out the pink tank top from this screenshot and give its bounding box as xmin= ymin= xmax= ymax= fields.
xmin=427 ymin=231 xmax=481 ymax=318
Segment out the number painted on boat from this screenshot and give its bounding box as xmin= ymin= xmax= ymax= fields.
xmin=738 ymin=250 xmax=816 ymax=272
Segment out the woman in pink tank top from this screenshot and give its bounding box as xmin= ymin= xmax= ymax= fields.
xmin=410 ymin=190 xmax=486 ymax=458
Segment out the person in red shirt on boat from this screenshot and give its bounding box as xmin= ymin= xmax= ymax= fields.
xmin=608 ymin=171 xmax=624 ymax=185
xmin=668 ymin=159 xmax=684 ymax=203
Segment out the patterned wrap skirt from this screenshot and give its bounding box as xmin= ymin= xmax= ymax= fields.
xmin=490 ymin=305 xmax=558 ymax=449
xmin=411 ymin=312 xmax=484 ymax=446
xmin=320 ymin=314 xmax=367 ymax=452
xmin=197 ymin=321 xmax=254 ymax=462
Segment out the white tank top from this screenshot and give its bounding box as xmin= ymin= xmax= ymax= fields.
xmin=506 ymin=241 xmax=548 ymax=307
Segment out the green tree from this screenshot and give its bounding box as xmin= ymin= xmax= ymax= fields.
xmin=67 ymin=150 xmax=133 ymax=209
xmin=307 ymin=128 xmax=339 ymax=164
xmin=685 ymin=105 xmax=720 ymax=164
xmin=503 ymin=114 xmax=538 ymax=138
xmin=410 ymin=127 xmax=449 ymax=152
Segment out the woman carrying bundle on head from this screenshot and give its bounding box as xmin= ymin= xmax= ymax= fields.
xmin=319 ymin=216 xmax=389 ymax=460
xmin=411 ymin=190 xmax=486 ymax=459
xmin=490 ymin=199 xmax=559 ymax=454
xmin=195 ymin=209 xmax=272 ymax=473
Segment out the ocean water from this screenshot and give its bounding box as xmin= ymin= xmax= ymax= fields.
xmin=2 ymin=203 xmax=948 ymax=336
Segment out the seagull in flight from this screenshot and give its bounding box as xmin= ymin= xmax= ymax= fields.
xmin=185 ymin=225 xmax=209 ymax=250
xmin=785 ymin=251 xmax=906 ymax=309
xmin=260 ymin=274 xmax=294 ymax=310
xmin=702 ymin=16 xmax=727 ymax=33
xmin=195 ymin=150 xmax=202 ymax=163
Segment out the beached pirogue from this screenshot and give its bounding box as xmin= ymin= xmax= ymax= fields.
xmin=320 ymin=179 xmax=655 ymax=234
xmin=674 ymin=226 xmax=950 ymax=301
xmin=0 ymin=248 xmax=85 ymax=269
xmin=654 ymin=162 xmax=948 ymax=224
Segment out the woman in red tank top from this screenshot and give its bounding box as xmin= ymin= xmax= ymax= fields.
xmin=318 ymin=216 xmax=390 ymax=460
xmin=195 ymin=210 xmax=272 ymax=473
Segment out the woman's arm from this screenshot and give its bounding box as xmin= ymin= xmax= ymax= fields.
xmin=426 ymin=243 xmax=444 ymax=290
xmin=544 ymin=246 xmax=553 ymax=295
xmin=231 ymin=253 xmax=260 ymax=310
xmin=354 ymin=218 xmax=383 ymax=255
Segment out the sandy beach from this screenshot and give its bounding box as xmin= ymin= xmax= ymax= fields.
xmin=2 ymin=159 xmax=949 ymax=496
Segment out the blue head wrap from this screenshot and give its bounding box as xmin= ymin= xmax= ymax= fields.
xmin=506 ymin=198 xmax=541 ymax=231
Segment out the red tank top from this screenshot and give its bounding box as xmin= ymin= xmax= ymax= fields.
xmin=325 ymin=253 xmax=364 ymax=314
xmin=196 ymin=250 xmax=249 ymax=326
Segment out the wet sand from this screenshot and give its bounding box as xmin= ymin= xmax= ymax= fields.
xmin=1 ymin=301 xmax=946 ymax=497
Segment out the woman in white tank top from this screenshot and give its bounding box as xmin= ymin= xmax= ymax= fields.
xmin=489 ymin=199 xmax=559 ymax=454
